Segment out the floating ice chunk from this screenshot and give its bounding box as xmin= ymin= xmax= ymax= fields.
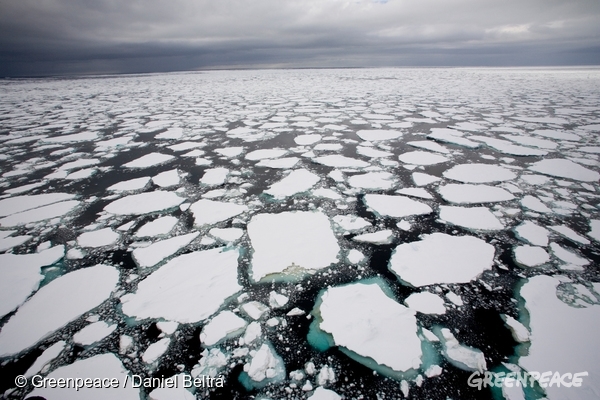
xmin=348 ymin=172 xmax=396 ymax=190
xmin=104 ymin=191 xmax=184 ymax=215
xmin=0 ymin=245 xmax=65 ymax=318
xmin=193 ymin=347 xmax=229 ymax=377
xmin=190 ymin=199 xmax=248 ymax=227
xmin=256 ymin=157 xmax=300 ymax=169
xmin=0 ymin=199 xmax=81 ymax=226
xmin=352 ymin=230 xmax=394 ymax=245
xmin=312 ymin=188 xmax=342 ymax=200
xmin=209 ymin=227 xmax=244 ymax=242
xmin=501 ymin=315 xmax=529 ymax=343
xmin=589 ymin=220 xmax=600 ymax=242
xmin=514 ymin=221 xmax=549 ymax=246
xmin=428 ymin=128 xmax=480 ymax=148
xmin=242 ymin=301 xmax=270 ymax=320
xmin=549 ymin=243 xmax=589 ymax=267
xmin=347 ymin=249 xmax=365 ymax=264
xmin=73 ymin=321 xmax=117 ymax=345
xmin=317 ymin=365 xmax=336 ymax=386
xmin=157 ymin=321 xmax=178 ymax=335
xmin=469 ymin=136 xmax=548 ymax=156
xmin=265 ymin=169 xmax=320 ymax=198
xmin=500 ymin=134 xmax=558 ymax=150
xmin=77 ymin=228 xmax=120 ymax=248
xmin=531 ymin=129 xmax=581 ymax=141
xmin=0 ymin=234 xmax=32 ymax=252
xmin=287 ymin=308 xmax=305 ymax=316
xmin=4 ymin=181 xmax=46 ymax=195
xmin=153 ymin=169 xmax=180 ymax=187
xmin=520 ymin=195 xmax=552 ymax=213
xmin=195 ymin=157 xmax=212 ymax=166
xmin=438 ymin=183 xmax=515 ymax=204
xmin=28 ymin=353 xmax=139 ymax=400
xmin=143 ymin=337 xmax=171 ymax=364
xmin=549 ymin=225 xmax=591 ymax=245
xmin=364 ymin=194 xmax=432 ymax=218
xmin=200 ymin=167 xmax=229 ymax=186
xmin=520 ymin=174 xmax=551 ymax=185
xmin=0 ymin=193 xmax=76 ymax=217
xmin=58 ymin=158 xmax=99 ymax=171
xmin=107 ymin=177 xmax=151 ymax=192
xmin=246 ymin=149 xmax=288 ymax=160
xmin=407 ymin=140 xmax=450 ymax=154
xmin=412 ymin=172 xmax=441 ymax=186
xmin=269 ymin=291 xmax=289 ymax=308
xmin=356 ymin=146 xmax=393 ymax=158
xmin=295 ymin=134 xmax=322 ymax=145
xmin=445 ymin=292 xmax=463 ymax=306
xmin=124 ymin=152 xmax=174 ymax=169
xmin=395 ymin=187 xmax=433 ymax=199
xmin=356 ymin=130 xmax=402 ymax=141
xmin=529 ymin=159 xmax=600 ymax=182
xmin=389 ymin=233 xmax=494 ymax=287
xmin=397 ymin=220 xmax=411 ymax=231
xmin=168 ymin=141 xmax=204 ymax=152
xmin=439 ymin=328 xmax=486 ymax=372
xmin=42 ymin=131 xmax=98 ymax=143
xmin=132 ymin=232 xmax=199 ymax=268
xmin=443 ymin=163 xmax=516 ymax=183
xmin=65 ymin=167 xmax=96 ymax=180
xmin=243 ymin=321 xmax=262 ymax=344
xmin=121 ymin=248 xmax=241 ymax=323
xmin=425 ymin=365 xmax=443 ymax=378
xmin=245 ymin=343 xmax=286 ymax=384
xmin=24 ymin=341 xmax=66 ymax=377
xmin=0 ymin=264 xmax=119 ymax=357
xmin=156 ymin=127 xmax=183 ymax=140
xmin=215 ymin=146 xmax=245 ymax=157
xmin=247 ymin=211 xmax=339 ymax=282
xmin=307 ymin=387 xmax=342 ymax=400
xmin=398 ymin=151 xmax=449 ymax=166
xmin=148 ymin=374 xmax=195 ymax=400
xmin=135 ymin=216 xmax=178 ymax=237
xmin=328 ymin=170 xmax=345 ymax=182
xmin=405 ymin=292 xmax=446 ymax=314
xmin=200 ymin=310 xmax=248 ymax=346
xmin=513 ymin=245 xmax=550 ymax=267
xmin=519 ymin=275 xmax=600 ymax=398
xmin=312 ymin=155 xmax=369 ymax=168
xmin=316 ymin=281 xmax=421 ymax=372
xmin=314 ymin=143 xmax=343 ymax=151
xmin=439 ymin=206 xmax=504 ymax=231
xmin=579 ymin=146 xmax=600 ymax=154
xmin=332 ymin=215 xmax=371 ymax=232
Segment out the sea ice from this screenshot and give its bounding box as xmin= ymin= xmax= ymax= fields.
xmin=123 ymin=152 xmax=174 ymax=169
xmin=439 ymin=206 xmax=504 ymax=230
xmin=405 ymin=292 xmax=446 ymax=314
xmin=398 ymin=151 xmax=449 ymax=166
xmin=107 ymin=177 xmax=151 ymax=192
xmin=312 ymin=155 xmax=369 ymax=168
xmin=135 ymin=216 xmax=178 ymax=237
xmin=265 ymin=169 xmax=320 ymax=199
xmin=200 ymin=311 xmax=247 ymax=347
xmin=548 ymin=225 xmax=591 ymax=245
xmin=332 ymin=215 xmax=371 ymax=232
xmin=348 ymin=172 xmax=396 ymax=190
xmin=200 ymin=167 xmax=229 ymax=186
xmin=514 ymin=221 xmax=549 ymax=246
xmin=77 ymin=228 xmax=120 ymax=248
xmin=190 ymin=199 xmax=248 ymax=227
xmin=520 ymin=195 xmax=552 ymax=213
xmin=356 ymin=130 xmax=402 ymax=141
xmin=209 ymin=227 xmax=244 ymax=242
xmin=549 ymin=243 xmax=589 ymax=267
xmin=529 ymin=159 xmax=600 ymax=182
xmin=152 ymin=169 xmax=180 ymax=187
xmin=439 ymin=328 xmax=486 ymax=372
xmin=412 ymin=172 xmax=441 ymax=186
xmin=143 ymin=337 xmax=171 ymax=364
xmin=363 ymin=194 xmax=432 ymax=218
xmin=104 ymin=191 xmax=184 ymax=215
xmin=513 ymin=245 xmax=550 ymax=267
xmin=307 ymin=387 xmax=342 ymax=400
xmin=132 ymin=232 xmax=199 ymax=268
xmin=121 ymin=247 xmax=241 ymax=323
xmin=352 ymin=230 xmax=394 ymax=245
xmin=245 ymin=149 xmax=287 ymax=160
xmin=244 ymin=343 xmax=286 ymax=385
xmin=389 ymin=233 xmax=494 ymax=287
xmin=24 ymin=341 xmax=66 ymax=377
xmin=73 ymin=321 xmax=117 ymax=346
xmin=315 ymin=280 xmax=422 ymax=372
xmin=438 ymin=183 xmax=515 ymax=204
xmin=443 ymin=163 xmax=516 ymax=183
xmin=0 ymin=200 xmax=81 ymax=227
xmin=407 ymin=140 xmax=450 ymax=154
xmin=0 ymin=264 xmax=119 ymax=357
xmin=247 ymin=211 xmax=339 ymax=282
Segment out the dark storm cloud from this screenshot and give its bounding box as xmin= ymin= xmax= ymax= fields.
xmin=1 ymin=0 xmax=599 ymax=76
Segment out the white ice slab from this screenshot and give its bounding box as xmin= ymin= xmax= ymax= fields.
xmin=520 ymin=195 xmax=552 ymax=213
xmin=438 ymin=184 xmax=514 ymax=204
xmin=398 ymin=151 xmax=448 ymax=166
xmin=124 ymin=152 xmax=174 ymax=169
xmin=247 ymin=211 xmax=339 ymax=282
xmin=0 ymin=193 xmax=76 ymax=217
xmin=245 ymin=343 xmax=286 ymax=384
xmin=256 ymin=157 xmax=300 ymax=169
xmin=348 ymin=172 xmax=396 ymax=190
xmin=209 ymin=227 xmax=244 ymax=242
xmin=519 ymin=275 xmax=600 ymax=398
xmin=549 ymin=243 xmax=589 ymax=267
xmin=135 ymin=216 xmax=178 ymax=237
xmin=439 ymin=206 xmax=504 ymax=231
xmin=317 ymin=281 xmax=421 ymax=372
xmin=589 ymin=220 xmax=600 ymax=242
xmin=514 ymin=221 xmax=549 ymax=246
xmin=443 ymin=163 xmax=516 ymax=183
xmin=529 ymin=159 xmax=600 ymax=182
xmin=548 ymin=225 xmax=591 ymax=245
xmin=24 ymin=340 xmax=66 ymax=377
xmin=246 ymin=149 xmax=287 ymax=160
xmin=356 ymin=130 xmax=402 ymax=141
xmin=121 ymin=247 xmax=241 ymax=323
xmin=312 ymin=155 xmax=369 ymax=168
xmin=190 ymin=199 xmax=248 ymax=227
xmin=513 ymin=245 xmax=550 ymax=267
xmin=143 ymin=337 xmax=171 ymax=364
xmin=0 ymin=264 xmax=119 ymax=357
xmin=132 ymin=232 xmax=199 ymax=268
xmin=104 ymin=191 xmax=184 ymax=215
xmin=407 ymin=140 xmax=450 ymax=154
xmin=332 ymin=215 xmax=371 ymax=232
xmin=389 ymin=233 xmax=494 ymax=287
xmin=77 ymin=228 xmax=120 ymax=248
xmin=364 ymin=194 xmax=432 ymax=218
xmin=412 ymin=172 xmax=441 ymax=186
xmin=439 ymin=328 xmax=486 ymax=372
xmin=265 ymin=169 xmax=320 ymax=199
xmin=107 ymin=177 xmax=151 ymax=192
xmin=28 ymin=353 xmax=139 ymax=400
xmin=352 ymin=230 xmax=394 ymax=245
xmin=73 ymin=321 xmax=117 ymax=345
xmin=200 ymin=310 xmax=247 ymax=346
xmin=153 ymin=169 xmax=180 ymax=187
xmin=200 ymin=167 xmax=229 ymax=186
xmin=405 ymin=292 xmax=446 ymax=314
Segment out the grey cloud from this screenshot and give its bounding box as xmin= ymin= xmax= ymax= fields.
xmin=1 ymin=0 xmax=599 ymax=76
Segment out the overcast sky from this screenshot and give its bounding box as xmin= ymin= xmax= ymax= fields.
xmin=1 ymin=0 xmax=599 ymax=76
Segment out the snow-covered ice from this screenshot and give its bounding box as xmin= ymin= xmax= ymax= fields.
xmin=439 ymin=206 xmax=504 ymax=231
xmin=443 ymin=163 xmax=516 ymax=183
xmin=363 ymin=194 xmax=432 ymax=218
xmin=438 ymin=184 xmax=514 ymax=204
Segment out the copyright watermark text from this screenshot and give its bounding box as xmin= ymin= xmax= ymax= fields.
xmin=468 ymin=370 xmax=589 ymax=390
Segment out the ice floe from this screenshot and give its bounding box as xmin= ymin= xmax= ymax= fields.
xmin=190 ymin=199 xmax=248 ymax=227
xmin=443 ymin=163 xmax=517 ymax=183
xmin=265 ymin=169 xmax=320 ymax=198
xmin=132 ymin=232 xmax=199 ymax=268
xmin=439 ymin=206 xmax=504 ymax=231
xmin=363 ymin=194 xmax=432 ymax=218
xmin=104 ymin=191 xmax=184 ymax=215
xmin=529 ymin=159 xmax=600 ymax=182
xmin=405 ymin=292 xmax=446 ymax=314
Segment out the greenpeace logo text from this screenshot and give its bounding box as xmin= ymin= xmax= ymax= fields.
xmin=467 ymin=371 xmax=588 ymax=390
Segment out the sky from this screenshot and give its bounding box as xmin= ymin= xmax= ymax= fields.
xmin=1 ymin=0 xmax=599 ymax=77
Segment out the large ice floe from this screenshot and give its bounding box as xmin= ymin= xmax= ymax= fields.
xmin=1 ymin=67 xmax=600 ymax=399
